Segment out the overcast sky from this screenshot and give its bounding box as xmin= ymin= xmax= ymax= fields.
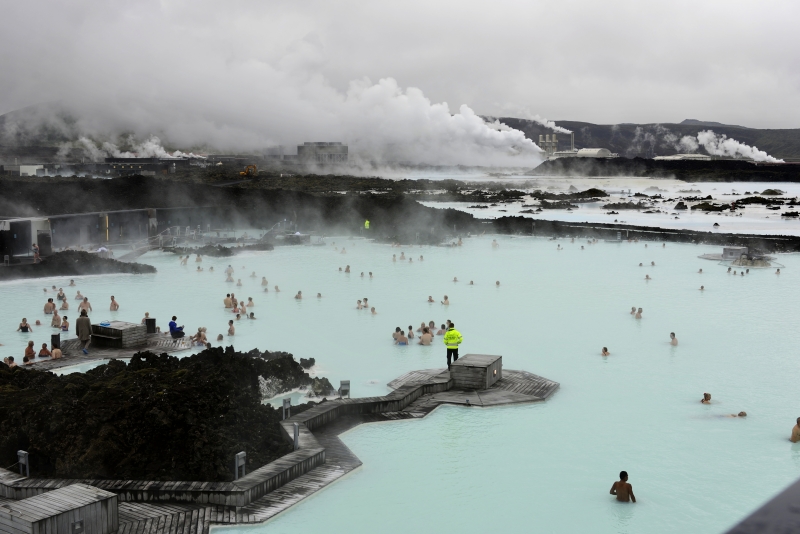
xmin=1 ymin=0 xmax=797 ymax=160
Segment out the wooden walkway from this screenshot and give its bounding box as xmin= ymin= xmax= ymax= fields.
xmin=3 ymin=364 xmax=558 ymax=533
xmin=32 ymin=334 xmax=192 ymax=372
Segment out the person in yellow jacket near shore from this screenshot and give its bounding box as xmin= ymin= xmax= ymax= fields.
xmin=443 ymin=323 xmax=463 ymax=370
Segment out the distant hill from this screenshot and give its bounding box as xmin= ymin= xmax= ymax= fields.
xmin=680 ymin=119 xmax=750 ymax=129
xmin=496 ymin=117 xmax=800 ymax=161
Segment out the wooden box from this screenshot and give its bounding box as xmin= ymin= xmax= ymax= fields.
xmin=450 ymin=354 xmax=502 ymax=390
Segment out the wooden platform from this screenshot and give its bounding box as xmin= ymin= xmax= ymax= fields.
xmin=0 ymin=364 xmax=558 ymax=533
xmin=30 ymin=333 xmax=192 ymax=372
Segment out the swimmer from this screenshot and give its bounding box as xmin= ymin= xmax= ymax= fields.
xmin=51 ymin=346 xmax=62 ymax=359
xmin=395 ymin=330 xmax=408 ymax=345
xmin=453 ymin=277 xmax=458 ymax=282
xmin=492 ymin=239 xmax=499 ymax=248
xmin=441 ymin=295 xmax=450 ymax=305
xmin=400 ymin=252 xmax=406 ymax=260
xmin=645 ymin=274 xmax=651 ymax=280
xmin=630 ymin=306 xmax=636 ymax=315
xmin=741 ymin=272 xmax=744 ymax=277
xmin=261 ymin=277 xmax=268 ymax=286
xmin=428 ymin=296 xmax=434 ymax=303
xmin=791 ymin=418 xmax=800 ymax=443
xmin=663 ymin=243 xmax=665 ymax=247
xmin=249 ymin=312 xmax=255 ymax=319
xmin=295 ymin=291 xmax=302 ymax=299
xmin=727 ymin=267 xmax=732 ymax=273
xmin=231 ymin=294 xmax=238 ymax=306
xmin=635 ymin=308 xmax=643 ymax=319
xmin=363 ymin=298 xmax=369 ymax=309
xmin=69 ymin=279 xmax=76 ymax=286
xmin=24 ymin=341 xmax=35 ymax=360
xmin=601 ymin=347 xmax=610 ymax=356
xmin=61 ymin=316 xmax=69 ymax=332
xmin=733 ymin=271 xmax=737 ymax=275
xmin=226 ymin=274 xmax=234 ymax=282
xmin=776 ymin=268 xmax=781 ymax=274
xmin=180 ymin=256 xmax=188 ymax=265
xmin=369 ymin=272 xmax=373 ymax=278
xmin=581 ymin=246 xmax=584 ymax=250
xmin=419 ymin=327 xmax=433 ymax=345
xmin=357 ymin=300 xmax=363 ymax=310
xmin=59 ymin=298 xmax=69 ymax=310
xmin=651 ymin=261 xmax=655 ymax=266
xmin=416 ymin=323 xmax=426 ymax=333
xmin=670 ymin=332 xmax=678 ymax=346
xmin=110 ymin=296 xmax=119 ymax=311
xmin=469 ymin=281 xmax=474 ymax=285
xmin=236 ymin=279 xmax=242 ymax=286
xmin=209 ymin=266 xmax=214 ymax=272
xmin=496 ymin=281 xmax=500 ymax=287
xmin=700 ymin=285 xmax=704 ymax=291
xmin=437 ymin=324 xmax=446 ymax=335
xmin=361 ymin=272 xmax=364 ymax=277
xmin=428 ymin=320 xmax=437 ymax=334
xmin=639 ymin=263 xmax=643 ymax=267
xmin=723 ymin=412 xmax=747 ymax=417
xmin=392 ymin=327 xmax=401 ymax=340
xmin=274 ymin=286 xmax=280 ymax=292
xmin=645 ymin=244 xmax=648 ymax=248
xmin=216 ymin=334 xmax=224 ymax=341
xmin=371 ymin=307 xmax=376 ymax=315
xmin=79 ymin=297 xmax=92 ymax=313
xmin=610 ymin=471 xmax=636 ymax=503
xmin=407 ymin=326 xmax=415 ymax=339
xmin=56 ymin=288 xmax=65 ymax=301
xmin=419 ymin=256 xmax=423 ymax=261
xmin=250 ymin=271 xmax=257 ymax=278
xmin=247 ymin=297 xmax=254 ymax=307
xmin=44 ymin=298 xmax=55 ymax=314
xmin=698 ymin=268 xmax=703 ymax=273
xmin=224 ymin=294 xmax=232 ymax=308
xmin=338 ymin=267 xmax=342 ymax=271
xmin=228 ymin=320 xmax=236 ymax=335
xmin=701 ymin=393 xmax=711 ymax=404
xmin=263 ymin=286 xmax=269 ymax=293
xmin=345 ymin=265 xmax=351 ymax=273
xmin=409 ymin=258 xmax=413 ymax=263
xmin=35 ymin=320 xmax=42 ymax=326
xmin=51 ymin=310 xmax=61 ymax=328
xmin=392 ymin=254 xmax=396 ymax=262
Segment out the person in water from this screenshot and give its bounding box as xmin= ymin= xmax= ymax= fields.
xmin=17 ymin=318 xmax=33 ymax=332
xmin=700 ymin=285 xmax=705 ymax=291
xmin=69 ymin=279 xmax=76 ymax=286
xmin=419 ymin=328 xmax=433 ymax=345
xmin=791 ymin=418 xmax=800 ymax=443
xmin=61 ymin=316 xmax=69 ymax=332
xmin=645 ymin=274 xmax=651 ymax=280
xmin=635 ymin=308 xmax=642 ymax=319
xmin=441 ymin=295 xmax=450 ymax=305
xmin=262 ymin=277 xmax=268 ymax=286
xmin=247 ymin=297 xmax=254 ymax=307
xmin=601 ymin=347 xmax=610 ymax=356
xmin=295 ymin=291 xmax=302 ymax=299
xmin=395 ymin=330 xmax=408 ymax=345
xmin=437 ymin=324 xmax=446 ymax=335
xmin=227 ymin=320 xmax=235 ymax=336
xmin=610 ymin=471 xmax=636 ymax=503
xmin=44 ymin=298 xmax=56 ymax=314
xmin=428 ymin=320 xmax=437 ymax=335
xmin=698 ymin=268 xmax=703 ymax=273
xmin=670 ymin=332 xmax=678 ymax=346
xmin=60 ymin=298 xmax=69 ymax=310
xmin=428 ymin=296 xmax=434 ymax=303
xmin=496 ymin=281 xmax=500 ymax=287
xmin=51 ymin=310 xmax=62 ymax=328
xmin=79 ymin=297 xmax=92 ymax=313
xmin=317 ymin=293 xmax=322 ymax=298
xmin=357 ymin=300 xmax=363 ymax=310
xmin=371 ymin=307 xmax=377 ymax=315
xmin=110 ymin=295 xmax=120 ymax=311
xmin=407 ymin=326 xmax=415 ymax=339
xmin=38 ymin=343 xmax=52 ymax=358
xmin=630 ymin=306 xmax=636 ymax=315
xmin=701 ymin=393 xmax=711 ymax=404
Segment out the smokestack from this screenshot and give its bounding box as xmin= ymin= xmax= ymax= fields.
xmin=539 ymin=135 xmax=544 ymax=144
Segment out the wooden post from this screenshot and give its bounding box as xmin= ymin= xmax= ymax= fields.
xmin=18 ymin=450 xmax=29 ymax=477
xmin=234 ymin=451 xmax=246 ymax=480
xmin=282 ymin=398 xmax=291 ymax=420
xmin=293 ymin=423 xmax=300 ymax=451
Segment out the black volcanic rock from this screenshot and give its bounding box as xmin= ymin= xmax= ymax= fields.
xmin=0 ymin=347 xmax=329 ymax=481
xmin=0 ymin=250 xmax=155 ymax=281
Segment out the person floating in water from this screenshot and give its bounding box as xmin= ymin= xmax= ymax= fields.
xmin=610 ymin=471 xmax=636 ymax=503
xmin=670 ymin=332 xmax=678 ymax=346
xmin=443 ymin=322 xmax=463 ymax=370
xmin=601 ymin=347 xmax=610 ymax=356
xmin=701 ymin=393 xmax=711 ymax=404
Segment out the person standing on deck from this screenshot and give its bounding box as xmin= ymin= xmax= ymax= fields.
xmin=76 ymin=310 xmax=92 ymax=354
xmin=443 ymin=323 xmax=463 ymax=370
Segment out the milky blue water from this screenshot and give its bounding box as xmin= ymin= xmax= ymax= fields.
xmin=3 ymin=236 xmax=800 ymax=534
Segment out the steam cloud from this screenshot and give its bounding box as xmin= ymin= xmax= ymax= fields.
xmin=65 ymin=136 xmax=206 ymax=161
xmin=686 ymin=130 xmax=783 ymax=163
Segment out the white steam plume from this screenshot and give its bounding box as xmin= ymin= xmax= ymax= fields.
xmin=493 ymin=105 xmax=572 ymax=134
xmin=693 ymin=130 xmax=782 ymax=162
xmin=67 ymin=136 xmax=206 ymax=162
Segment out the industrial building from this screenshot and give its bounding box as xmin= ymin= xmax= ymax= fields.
xmin=653 ymin=153 xmax=712 ymax=161
xmin=540 ymin=132 xmax=618 ymax=160
xmin=297 ymin=142 xmax=348 ymax=164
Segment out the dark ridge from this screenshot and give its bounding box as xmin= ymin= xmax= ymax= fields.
xmin=0 ymin=250 xmax=156 ymax=281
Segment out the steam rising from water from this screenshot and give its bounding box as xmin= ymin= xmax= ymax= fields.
xmin=689 ymin=130 xmax=783 ymax=163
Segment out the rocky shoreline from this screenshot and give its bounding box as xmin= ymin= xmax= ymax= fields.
xmin=0 ymin=250 xmax=156 ymax=281
xmin=0 ymin=347 xmax=333 ymax=482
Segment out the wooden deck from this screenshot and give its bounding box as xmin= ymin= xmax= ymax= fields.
xmin=1 ymin=363 xmax=558 ymax=533
xmin=31 ymin=334 xmax=192 ymax=372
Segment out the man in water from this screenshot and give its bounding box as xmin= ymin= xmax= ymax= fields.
xmin=443 ymin=322 xmax=463 ymax=369
xmin=407 ymin=326 xmax=415 ymax=339
xmin=395 ymin=330 xmax=408 ymax=345
xmin=791 ymin=418 xmax=800 ymax=443
xmin=69 ymin=279 xmax=76 ymax=286
xmin=419 ymin=328 xmax=433 ymax=345
xmin=702 ymin=393 xmax=711 ymax=404
xmin=428 ymin=296 xmax=434 ymax=303
xmin=601 ymin=347 xmax=610 ymax=356
xmin=44 ymin=298 xmax=56 ymax=314
xmin=670 ymin=332 xmax=678 ymax=346
xmin=224 ymin=294 xmax=233 ymax=308
xmin=392 ymin=327 xmax=401 ymax=341
xmin=110 ymin=296 xmax=120 ymax=311
xmin=635 ymin=308 xmax=643 ymax=319
xmin=228 ymin=320 xmax=235 ymax=336
xmin=610 ymin=471 xmax=636 ymax=503
xmin=441 ymin=295 xmax=450 ymax=305
xmin=79 ymin=297 xmax=92 ymax=313
xmin=295 ymin=291 xmax=302 ymax=299
xmin=630 ymin=306 xmax=636 ymax=315
xmin=76 ymin=309 xmax=92 ymax=354
xmin=169 ymin=316 xmax=185 ymax=338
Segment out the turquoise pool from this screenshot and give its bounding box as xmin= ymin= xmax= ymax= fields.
xmin=3 ymin=236 xmax=799 ymax=533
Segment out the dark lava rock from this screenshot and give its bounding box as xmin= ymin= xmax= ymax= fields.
xmin=175 ymin=244 xmax=234 ymax=257
xmin=761 ymin=189 xmax=784 ymax=195
xmin=539 ymin=200 xmax=578 ymax=210
xmin=692 ymin=202 xmax=728 ymax=212
xmin=602 ymin=201 xmax=648 ymax=210
xmin=674 ymin=202 xmax=688 ymax=210
xmin=782 ymin=212 xmax=800 ymax=217
xmin=0 ymin=346 xmax=328 ymax=481
xmin=735 ymin=196 xmax=778 ymax=206
xmin=0 ymin=251 xmax=155 ymax=282
xmin=299 ymin=357 xmax=315 ymax=369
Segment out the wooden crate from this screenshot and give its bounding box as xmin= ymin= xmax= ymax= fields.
xmin=450 ymin=354 xmax=502 ymax=390
xmin=0 ymin=483 xmax=118 ymax=534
